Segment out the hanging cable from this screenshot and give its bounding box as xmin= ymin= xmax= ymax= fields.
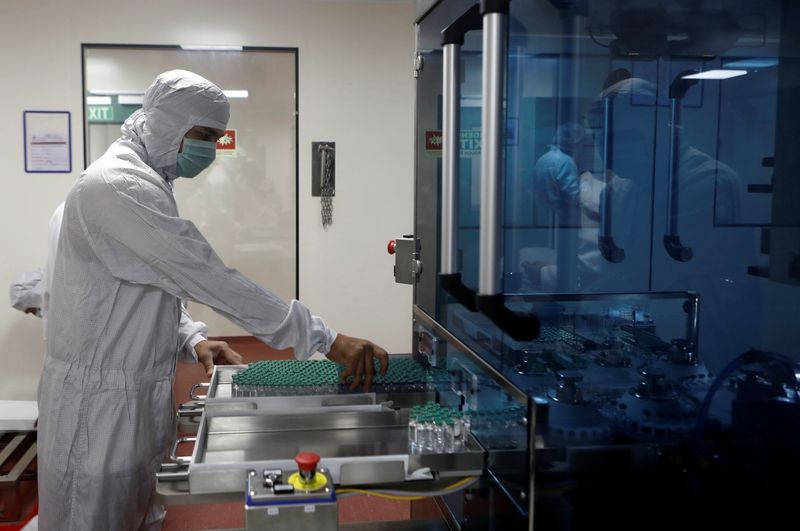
xmin=336 ymin=476 xmax=479 ymax=500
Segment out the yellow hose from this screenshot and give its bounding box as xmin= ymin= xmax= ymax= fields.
xmin=336 ymin=476 xmax=477 ymax=501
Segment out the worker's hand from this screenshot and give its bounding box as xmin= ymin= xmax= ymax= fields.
xmin=326 ymin=334 xmax=389 ymax=392
xmin=195 ymin=339 xmax=243 ymax=378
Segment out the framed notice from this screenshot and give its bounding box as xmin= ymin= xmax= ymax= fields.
xmin=23 ymin=111 xmax=72 ymax=173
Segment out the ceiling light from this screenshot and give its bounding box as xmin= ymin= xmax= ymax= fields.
xmin=180 ymin=45 xmax=243 ymax=51
xmin=222 ymin=90 xmax=249 ymax=99
xmin=86 ymin=96 xmax=112 ymax=105
xmin=724 ymin=58 xmax=778 ymax=69
xmin=90 ymin=90 xmax=144 ymax=96
xmin=118 ymin=95 xmax=144 ymax=105
xmin=682 ymin=70 xmax=747 ymax=80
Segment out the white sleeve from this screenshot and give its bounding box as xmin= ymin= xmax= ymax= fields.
xmin=9 ymin=269 xmax=44 ymax=312
xmin=178 ymin=303 xmax=207 ymax=362
xmin=42 ymin=202 xmax=65 ymax=314
xmin=75 ymin=175 xmax=336 ymax=360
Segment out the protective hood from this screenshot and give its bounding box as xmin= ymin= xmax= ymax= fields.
xmin=119 ymin=69 xmax=229 ymax=181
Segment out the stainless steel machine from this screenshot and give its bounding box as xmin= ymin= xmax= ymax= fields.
xmin=400 ymin=0 xmax=800 ymax=529
xmin=159 ymin=0 xmax=800 ymax=529
xmin=157 ymin=361 xmax=486 ymax=531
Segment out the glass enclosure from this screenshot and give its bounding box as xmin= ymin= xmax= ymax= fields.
xmin=415 ymin=1 xmax=800 ymax=529
xmin=83 ymin=46 xmax=298 ymax=336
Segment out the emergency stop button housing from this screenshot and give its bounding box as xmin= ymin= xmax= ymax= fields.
xmin=389 ymin=235 xmax=420 ymax=285
xmin=295 ymin=451 xmax=320 ymax=482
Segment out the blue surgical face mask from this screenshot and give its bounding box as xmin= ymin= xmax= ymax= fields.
xmin=176 ymin=138 xmax=217 ymax=178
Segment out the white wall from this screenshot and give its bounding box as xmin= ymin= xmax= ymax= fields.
xmin=0 ymin=0 xmax=416 ymax=399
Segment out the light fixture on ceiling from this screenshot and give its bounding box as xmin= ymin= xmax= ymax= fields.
xmin=724 ymin=58 xmax=778 ymax=69
xmin=86 ymin=96 xmax=112 ymax=105
xmin=90 ymin=90 xmax=144 ymax=96
xmin=118 ymin=94 xmax=144 ymax=105
xmin=682 ymin=69 xmax=747 ymax=80
xmin=222 ymin=90 xmax=249 ymax=99
xmin=180 ymin=44 xmax=243 ymax=51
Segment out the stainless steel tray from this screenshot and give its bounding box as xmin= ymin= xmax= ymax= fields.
xmin=185 ymin=408 xmax=485 ymax=494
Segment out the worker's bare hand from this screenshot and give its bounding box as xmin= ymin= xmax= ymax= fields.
xmin=195 ymin=339 xmax=243 ymax=378
xmin=326 ymin=334 xmax=389 ymax=392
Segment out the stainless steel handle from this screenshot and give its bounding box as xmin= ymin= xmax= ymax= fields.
xmin=438 ymin=4 xmax=482 ymax=312
xmin=685 ymin=292 xmax=699 ymax=354
xmin=441 ymin=41 xmax=460 ymax=276
xmin=189 ymin=382 xmax=209 ymax=401
xmin=155 ymin=469 xmax=190 ymax=483
xmin=666 ymin=97 xmax=680 ymax=237
xmin=472 ymin=2 xmax=539 ymax=342
xmin=170 ymin=436 xmax=196 ymax=465
xmin=478 ymin=11 xmax=507 ymax=296
xmin=598 ymin=96 xmax=625 ymax=263
xmin=156 ymin=461 xmax=190 ymax=483
xmin=177 ymin=403 xmax=204 ymax=419
xmin=663 ymin=70 xmax=697 ymax=262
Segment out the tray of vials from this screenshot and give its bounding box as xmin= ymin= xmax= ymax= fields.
xmin=231 ymin=357 xmax=450 ymax=397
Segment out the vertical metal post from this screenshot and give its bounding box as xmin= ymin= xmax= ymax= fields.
xmin=438 ymin=4 xmax=482 ymax=313
xmin=527 ymin=397 xmax=536 ymax=531
xmin=686 ymin=292 xmax=700 ymax=360
xmin=598 ymin=95 xmax=625 ymax=263
xmin=600 ymin=96 xmax=614 ymax=238
xmin=663 ymin=71 xmax=696 ymax=262
xmin=479 ymin=11 xmax=507 ymax=296
xmin=441 ymin=43 xmax=460 ymax=275
xmin=666 ymin=98 xmax=681 ymax=237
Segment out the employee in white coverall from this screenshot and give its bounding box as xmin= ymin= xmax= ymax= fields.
xmin=18 ymin=208 xmax=241 ymax=531
xmin=9 ymin=204 xmax=64 ymax=319
xmin=9 ymin=205 xmax=63 ymax=319
xmin=37 ymin=69 xmax=388 ymax=531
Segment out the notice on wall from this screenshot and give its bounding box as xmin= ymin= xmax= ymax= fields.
xmin=424 ymin=128 xmax=481 ymax=157
xmin=24 ymin=111 xmax=71 ymax=173
xmin=216 ymin=129 xmax=237 ymax=157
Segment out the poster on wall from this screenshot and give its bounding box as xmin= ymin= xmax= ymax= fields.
xmin=216 ymin=129 xmax=237 ymax=157
xmin=23 ymin=110 xmax=71 ymax=173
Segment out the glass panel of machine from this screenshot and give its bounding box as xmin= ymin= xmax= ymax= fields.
xmin=422 ymin=0 xmax=800 ymax=529
xmin=507 ymin=1 xmax=799 ymax=529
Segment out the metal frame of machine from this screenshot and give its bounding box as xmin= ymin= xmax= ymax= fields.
xmin=157 ymin=358 xmax=489 ymax=530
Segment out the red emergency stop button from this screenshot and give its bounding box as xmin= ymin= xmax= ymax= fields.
xmin=295 ymin=452 xmax=320 ymax=474
xmin=387 ymin=240 xmax=396 ymax=255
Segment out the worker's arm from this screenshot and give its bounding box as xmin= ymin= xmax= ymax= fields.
xmin=75 ymin=172 xmax=387 ymax=388
xmin=9 ymin=269 xmax=44 ymax=316
xmin=76 ymin=173 xmax=335 ymax=361
xmin=177 ymin=302 xmax=208 ymax=362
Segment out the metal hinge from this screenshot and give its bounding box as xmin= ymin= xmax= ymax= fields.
xmin=414 ymin=52 xmax=425 ymax=78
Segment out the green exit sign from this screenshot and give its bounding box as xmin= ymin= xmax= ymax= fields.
xmin=88 ymin=106 xmax=114 ymax=122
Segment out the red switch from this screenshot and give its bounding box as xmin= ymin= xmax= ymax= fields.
xmin=295 ymin=452 xmax=320 ymax=481
xmin=387 ymin=240 xmax=396 ymax=255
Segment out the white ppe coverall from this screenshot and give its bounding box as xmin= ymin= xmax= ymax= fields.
xmin=37 ymin=70 xmax=336 ymax=530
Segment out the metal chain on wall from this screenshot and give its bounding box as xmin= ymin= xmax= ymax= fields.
xmin=320 ymin=145 xmax=335 ymax=229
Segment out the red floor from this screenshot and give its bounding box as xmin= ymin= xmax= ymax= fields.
xmin=165 ymin=337 xmax=413 ymax=529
